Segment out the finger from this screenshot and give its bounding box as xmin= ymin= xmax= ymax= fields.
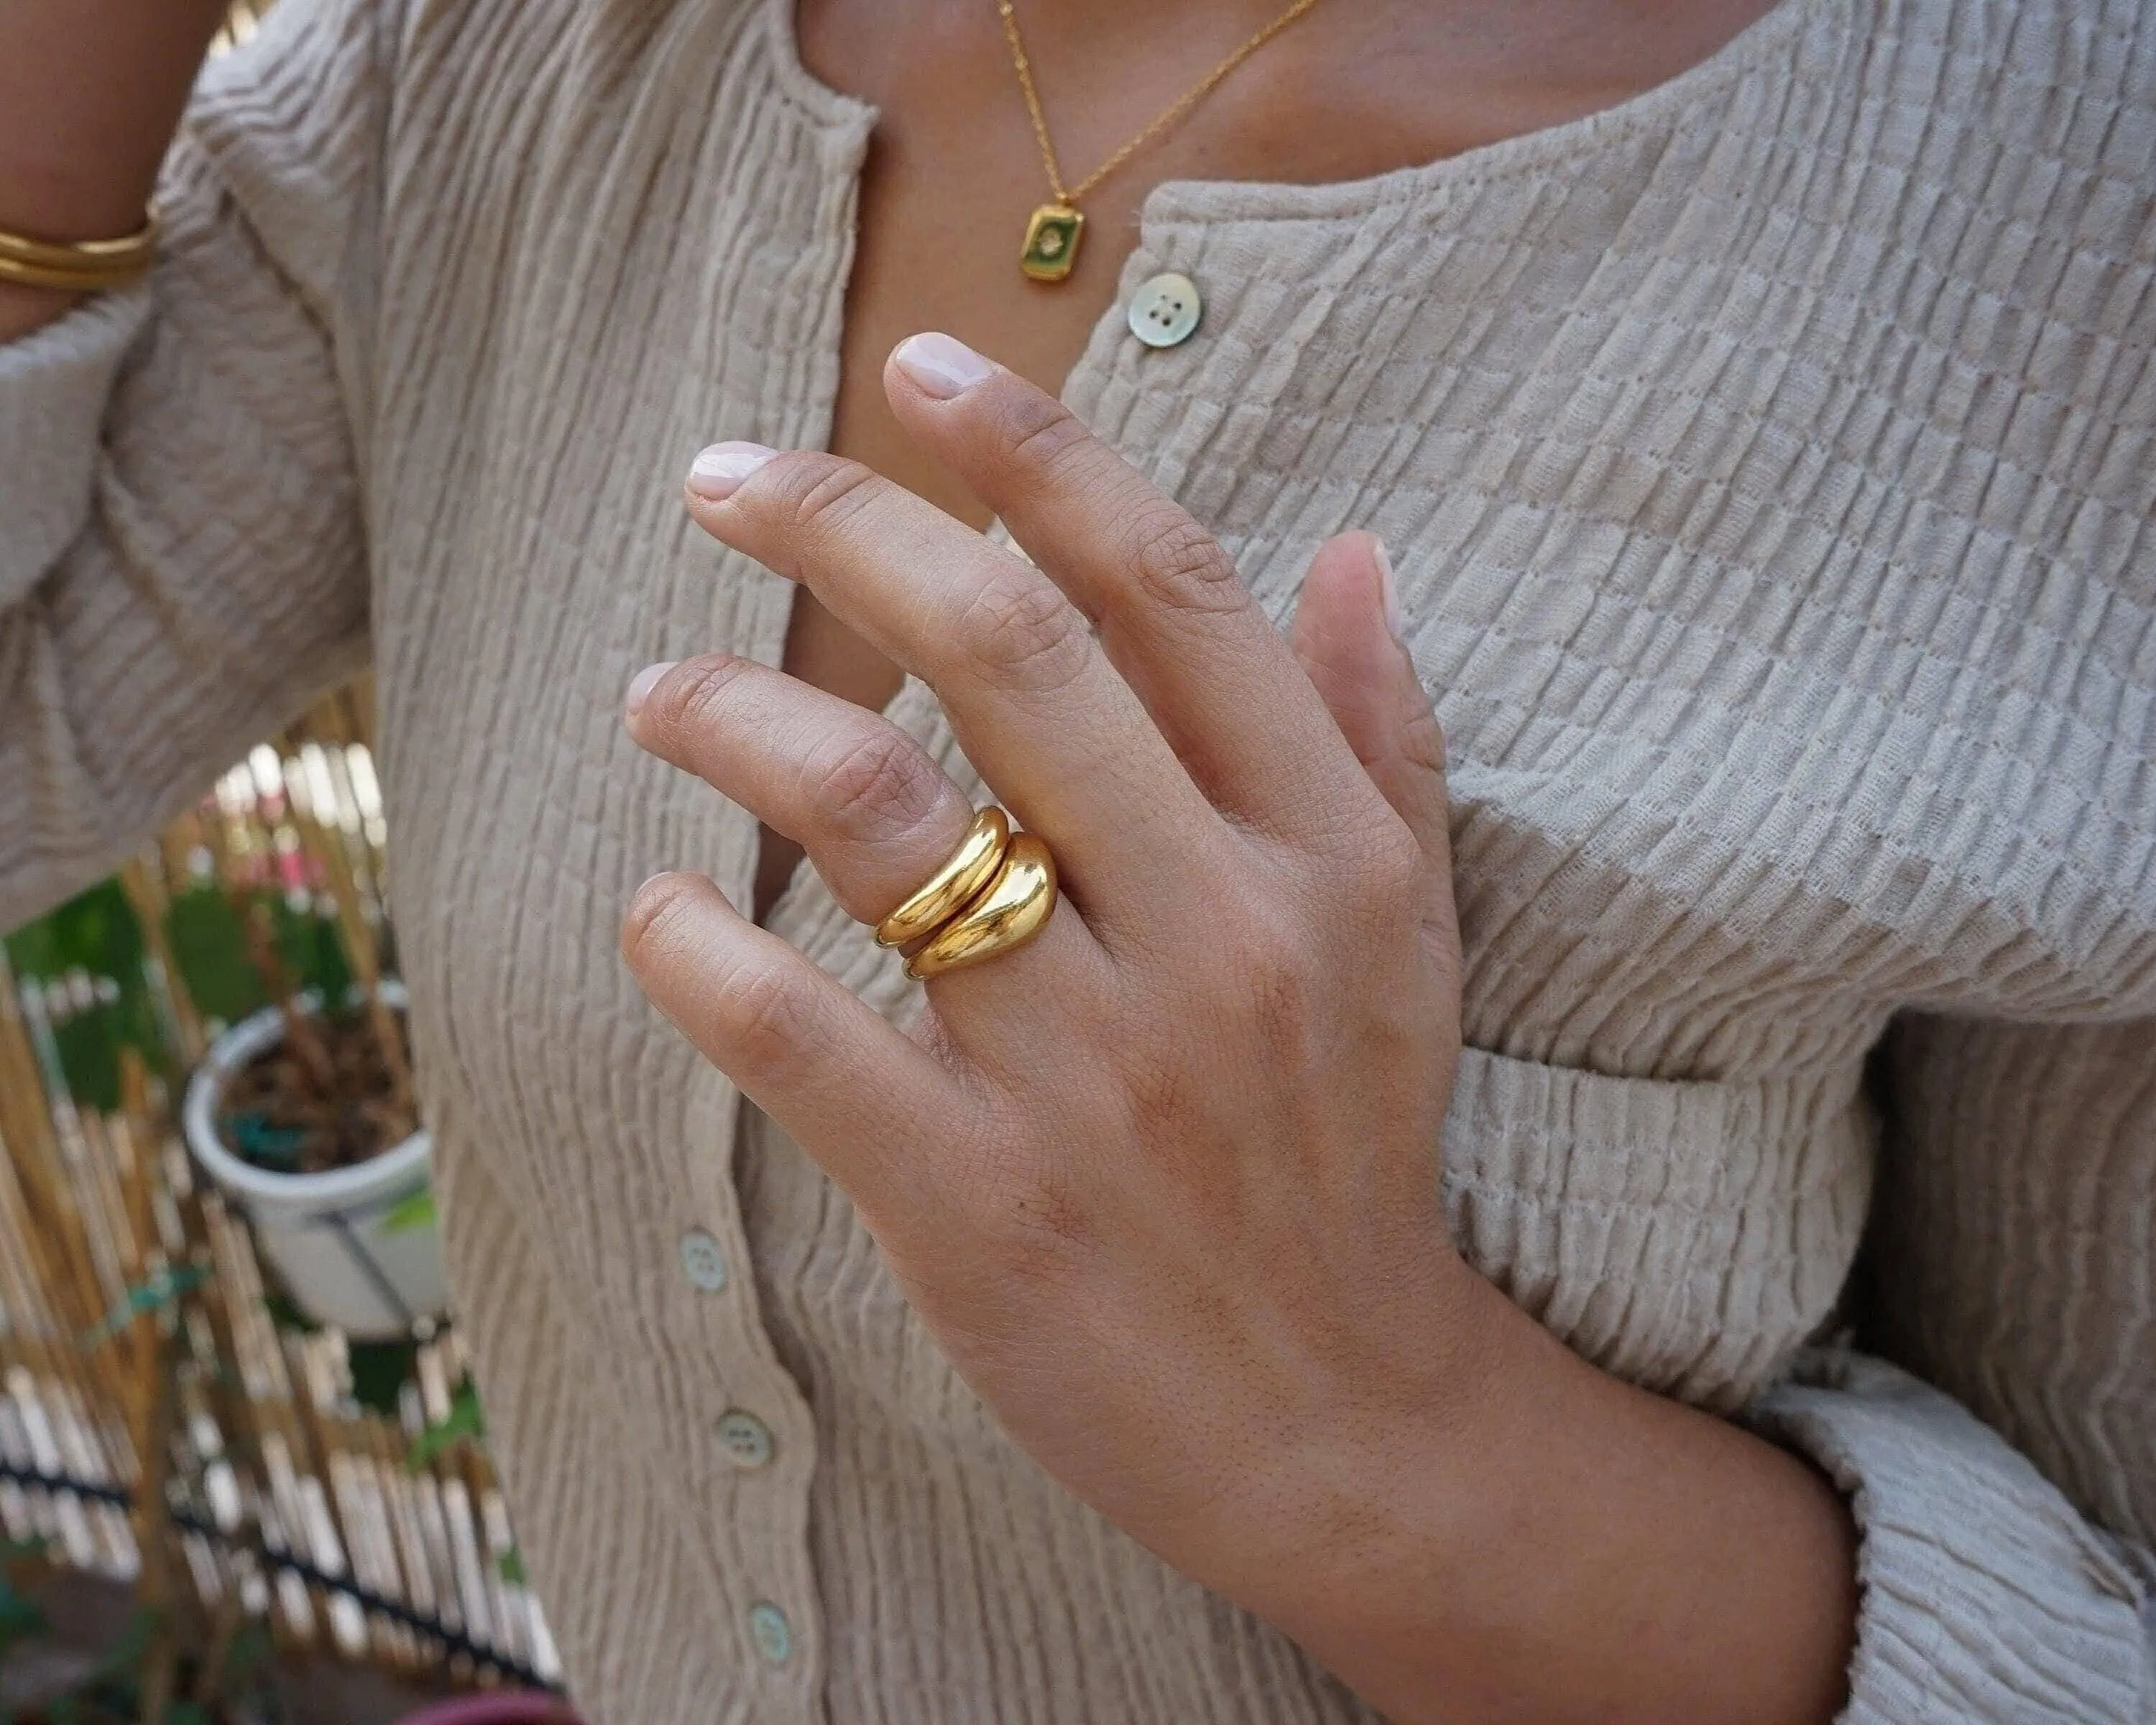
xmin=1289 ymin=533 xmax=1456 ymax=934
xmin=883 ymin=333 xmax=1367 ymax=840
xmin=622 ymin=870 xmax=967 ymax=1222
xmin=625 ymin=653 xmax=975 ymax=925
xmin=623 ymin=655 xmax=1111 ymax=1039
xmin=682 ymin=441 xmax=1222 ymax=921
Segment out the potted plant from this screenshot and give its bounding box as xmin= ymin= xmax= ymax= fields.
xmin=182 ymin=958 xmax=444 ymax=1342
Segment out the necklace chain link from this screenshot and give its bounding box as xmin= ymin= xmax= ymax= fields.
xmin=994 ymin=0 xmax=1326 ymax=208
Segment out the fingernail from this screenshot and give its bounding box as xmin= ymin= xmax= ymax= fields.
xmin=1373 ymin=538 xmax=1404 ymax=639
xmin=892 ymin=332 xmax=996 ymax=400
xmin=625 ymin=661 xmax=676 ymax=717
xmin=688 ymin=441 xmax=778 ymax=500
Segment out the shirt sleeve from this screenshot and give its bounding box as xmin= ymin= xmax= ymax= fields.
xmin=0 ymin=0 xmax=399 ymax=931
xmin=1743 ymin=1014 xmax=2156 ymax=1723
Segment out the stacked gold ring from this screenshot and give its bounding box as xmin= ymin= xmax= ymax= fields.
xmin=0 ymin=212 xmax=162 ymax=293
xmin=875 ymin=806 xmax=1059 ymax=981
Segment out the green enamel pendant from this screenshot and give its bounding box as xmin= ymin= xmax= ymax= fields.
xmin=1020 ymin=203 xmax=1084 ymax=282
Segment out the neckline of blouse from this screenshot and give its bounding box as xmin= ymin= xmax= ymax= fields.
xmin=754 ymin=0 xmax=1836 ymax=228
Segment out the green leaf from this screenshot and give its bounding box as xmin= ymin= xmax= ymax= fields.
xmin=224 ymin=1616 xmax=273 ymax=1677
xmin=0 ymin=1576 xmax=46 ymax=1644
xmin=164 ymin=887 xmax=267 ymax=1024
xmin=496 ymin=1545 xmax=528 ymax=1586
xmin=81 ymin=1262 xmax=211 ymax=1350
xmin=261 ymin=1289 xmax=319 ymax=1335
xmin=308 ymin=906 xmax=356 ymax=1006
xmin=6 ymin=881 xmax=172 ymax=1109
xmin=378 ymin=1185 xmax=437 ymax=1236
xmin=6 ymin=879 xmax=142 ymax=983
xmin=407 ymin=1378 xmax=485 ymax=1471
xmin=50 ymin=1000 xmax=122 ymax=1113
xmin=346 ymin=1336 xmax=420 ymax=1417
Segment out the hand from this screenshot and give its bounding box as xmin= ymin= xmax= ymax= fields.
xmin=621 ymin=334 xmax=1858 ymax=1725
xmin=623 ymin=329 xmax=1483 ymax=1579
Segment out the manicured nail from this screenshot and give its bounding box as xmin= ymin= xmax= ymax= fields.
xmin=625 ymin=661 xmax=676 ymax=717
xmin=892 ymin=332 xmax=996 ymax=400
xmin=688 ymin=442 xmax=777 ymax=500
xmin=1373 ymin=538 xmax=1403 ymax=639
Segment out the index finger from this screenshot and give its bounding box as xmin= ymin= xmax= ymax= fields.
xmin=885 ymin=333 xmax=1373 ymax=842
xmin=681 ymin=443 xmax=1222 ymax=925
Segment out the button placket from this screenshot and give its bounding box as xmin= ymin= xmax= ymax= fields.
xmin=670 ymin=1098 xmax=830 ymax=1714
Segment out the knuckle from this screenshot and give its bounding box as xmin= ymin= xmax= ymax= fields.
xmin=1224 ymin=900 xmax=1324 ymax=1041
xmin=803 ymin=725 xmax=946 ymax=843
xmin=1399 ymin=706 xmax=1450 ymax=786
xmin=650 ymin=653 xmax=756 ymax=738
xmin=1123 ymin=508 xmax=1244 ymax=617
xmin=718 ymin=960 xmax=818 ymax=1072
xmin=619 ymin=872 xmax=704 ymax=969
xmin=766 ymin=453 xmax=885 ymax=538
xmin=1355 ymin=827 xmax=1428 ymax=915
xmin=954 ymin=572 xmax=1090 ymax=692
xmin=1000 ymin=392 xmax=1100 ymax=487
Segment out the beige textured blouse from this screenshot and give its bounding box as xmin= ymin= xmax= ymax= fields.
xmin=4 ymin=0 xmax=2154 ymax=1717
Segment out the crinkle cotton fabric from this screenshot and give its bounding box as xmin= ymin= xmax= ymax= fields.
xmin=2 ymin=0 xmax=2153 ymax=1718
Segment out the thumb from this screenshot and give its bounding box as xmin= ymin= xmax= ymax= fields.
xmin=1290 ymin=532 xmax=1453 ymax=887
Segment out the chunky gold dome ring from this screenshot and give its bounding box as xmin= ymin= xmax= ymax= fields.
xmin=875 ymin=806 xmax=1013 ymax=948
xmin=905 ymin=834 xmax=1057 ymax=981
xmin=872 ymin=806 xmax=1059 ymax=980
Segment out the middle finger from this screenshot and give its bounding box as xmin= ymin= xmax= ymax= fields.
xmin=624 ymin=652 xmax=1107 ymax=1024
xmin=683 ymin=443 xmax=1218 ymax=911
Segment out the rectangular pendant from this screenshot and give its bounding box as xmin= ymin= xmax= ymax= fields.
xmin=1020 ymin=203 xmax=1084 ymax=282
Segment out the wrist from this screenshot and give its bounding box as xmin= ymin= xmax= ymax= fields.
xmin=0 ymin=280 xmax=86 ymax=344
xmin=1218 ymin=1264 xmax=1529 ymax=1645
xmin=1170 ymin=1251 xmax=1519 ymax=1638
xmin=1194 ymin=1265 xmax=1855 ymax=1725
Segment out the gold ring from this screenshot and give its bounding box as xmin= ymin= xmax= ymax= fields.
xmin=875 ymin=806 xmax=1012 ymax=948
xmin=906 ymin=834 xmax=1057 ymax=980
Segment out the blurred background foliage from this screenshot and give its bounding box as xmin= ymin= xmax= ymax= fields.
xmin=6 ymin=876 xmax=355 ymax=1118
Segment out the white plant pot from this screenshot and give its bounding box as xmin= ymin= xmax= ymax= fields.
xmin=182 ymin=983 xmax=446 ymax=1341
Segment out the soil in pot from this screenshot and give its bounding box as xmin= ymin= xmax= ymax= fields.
xmin=218 ymin=1006 xmax=418 ymax=1177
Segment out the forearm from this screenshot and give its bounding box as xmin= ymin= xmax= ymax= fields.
xmin=0 ymin=0 xmax=230 ymax=340
xmin=1233 ymin=1269 xmax=1857 ymax=1724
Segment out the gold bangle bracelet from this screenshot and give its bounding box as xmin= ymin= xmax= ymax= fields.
xmin=0 ymin=252 xmax=154 ymax=292
xmin=0 ymin=211 xmax=160 ymax=291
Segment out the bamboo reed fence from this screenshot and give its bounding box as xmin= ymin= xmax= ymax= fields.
xmin=0 ymin=684 xmax=561 ymax=1704
xmin=3 ymin=5 xmax=563 ymax=1706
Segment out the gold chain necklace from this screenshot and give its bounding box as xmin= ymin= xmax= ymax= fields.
xmin=995 ymin=0 xmax=1326 ymax=282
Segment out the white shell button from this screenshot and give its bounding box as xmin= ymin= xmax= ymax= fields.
xmin=678 ymin=1228 xmax=729 ymax=1292
xmin=717 ymin=1408 xmax=775 ymax=1469
xmin=1127 ymin=272 xmax=1203 ymax=348
xmin=747 ymin=1601 xmax=793 ymax=1665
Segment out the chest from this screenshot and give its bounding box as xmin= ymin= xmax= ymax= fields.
xmin=369 ymin=0 xmax=2150 ymax=1027
xmin=360 ymin=0 xmax=2152 ymax=1405
xmin=774 ymin=0 xmax=1794 ymax=799
xmin=792 ymin=0 xmax=1789 ymax=530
